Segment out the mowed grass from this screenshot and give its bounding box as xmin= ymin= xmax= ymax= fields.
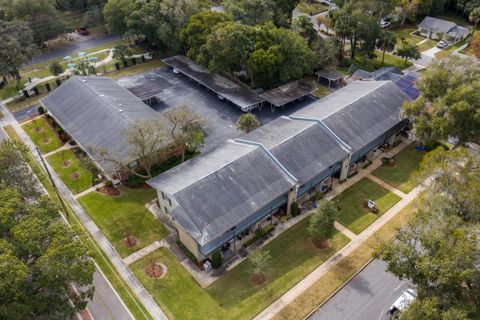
xmin=334 ymin=178 xmax=402 ymax=234
xmin=46 ymin=148 xmax=93 ymax=194
xmin=273 ymin=201 xmax=417 ymax=320
xmin=131 ymin=217 xmax=350 ymax=320
xmin=78 ymin=187 xmax=169 ymax=258
xmin=372 ymin=143 xmax=426 ymax=193
xmin=296 ymin=0 xmax=329 ymax=15
xmin=22 ymin=116 xmax=62 ymax=153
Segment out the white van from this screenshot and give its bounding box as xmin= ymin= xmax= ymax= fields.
xmin=388 ymin=288 xmax=417 ymax=317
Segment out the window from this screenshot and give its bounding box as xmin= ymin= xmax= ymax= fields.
xmin=164 ymin=206 xmax=169 ymax=214
xmin=168 ymin=198 xmax=172 ymax=206
xmin=161 ymin=192 xmax=165 ymax=200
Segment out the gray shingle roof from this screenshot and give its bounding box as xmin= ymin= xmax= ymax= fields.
xmin=293 ymin=81 xmax=410 ymax=152
xmin=148 ymin=140 xmax=296 ymax=246
xmin=162 ymin=55 xmax=264 ymax=111
xmin=243 ymin=117 xmax=348 ymax=183
xmin=40 ymin=76 xmax=169 ymax=173
xmin=419 ymin=16 xmax=457 ymax=34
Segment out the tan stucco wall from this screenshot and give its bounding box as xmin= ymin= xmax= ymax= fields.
xmin=178 ymin=227 xmax=200 ymax=261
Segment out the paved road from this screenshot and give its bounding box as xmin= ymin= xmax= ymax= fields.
xmin=28 ymin=33 xmax=120 ymax=66
xmin=85 ymin=269 xmax=135 ymax=320
xmin=0 ymin=102 xmax=135 ymax=320
xmin=308 ymin=260 xmax=411 ymax=320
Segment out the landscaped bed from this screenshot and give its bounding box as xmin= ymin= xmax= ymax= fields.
xmin=22 ymin=116 xmax=63 ymax=153
xmin=372 ymin=143 xmax=426 ymax=193
xmin=334 ymin=178 xmax=402 ymax=234
xmin=46 ymin=148 xmax=94 ymax=194
xmin=78 ymin=186 xmax=169 ymax=258
xmin=131 ymin=217 xmax=349 ymax=320
xmin=296 ymin=0 xmax=329 ymax=15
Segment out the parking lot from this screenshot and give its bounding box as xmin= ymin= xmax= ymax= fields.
xmin=118 ymin=66 xmax=317 ymax=151
xmin=308 ymin=260 xmax=411 ymax=320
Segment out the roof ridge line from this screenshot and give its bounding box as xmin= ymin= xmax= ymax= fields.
xmin=288 ymin=115 xmax=352 ymax=153
xmin=234 ymin=138 xmax=298 ymax=183
xmin=261 ymin=117 xmax=316 ymax=150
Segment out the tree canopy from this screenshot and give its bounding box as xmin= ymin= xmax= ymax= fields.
xmin=403 ymin=56 xmax=480 ymax=148
xmin=307 ymin=200 xmax=337 ymax=248
xmin=236 ymin=113 xmax=261 ymax=133
xmin=0 ymin=141 xmax=94 ymax=319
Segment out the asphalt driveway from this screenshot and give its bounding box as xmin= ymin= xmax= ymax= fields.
xmin=308 ymin=260 xmax=411 ymax=320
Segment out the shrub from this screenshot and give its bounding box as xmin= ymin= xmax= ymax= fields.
xmin=37 ymin=106 xmax=45 ymax=114
xmin=104 ymin=180 xmax=113 ymax=187
xmin=126 ymin=175 xmax=145 ymax=188
xmin=290 ymin=201 xmax=300 ymax=217
xmin=211 ymin=251 xmax=222 ymax=269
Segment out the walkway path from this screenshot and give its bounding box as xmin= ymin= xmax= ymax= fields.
xmin=367 ymin=174 xmax=407 ymax=198
xmin=0 ymin=102 xmax=167 ymax=320
xmin=123 ymin=240 xmax=166 ymax=266
xmin=74 ymin=181 xmax=106 ymax=199
xmin=43 ymin=143 xmax=75 ymax=158
xmin=254 ymin=182 xmax=422 ymax=320
xmin=334 ymin=221 xmax=356 ymax=240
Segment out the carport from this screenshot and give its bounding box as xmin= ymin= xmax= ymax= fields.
xmin=162 ymin=55 xmax=264 ymax=112
xmin=260 ymin=80 xmax=316 ymax=112
xmin=316 ymin=70 xmax=343 ymax=88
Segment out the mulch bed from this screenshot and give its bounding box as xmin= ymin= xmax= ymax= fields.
xmin=312 ymin=238 xmax=330 ymax=249
xmin=250 ymin=273 xmax=266 ymax=285
xmin=69 ymin=172 xmax=80 ymax=180
xmin=33 ymin=127 xmax=43 ymax=133
xmin=123 ymin=235 xmax=138 ymax=248
xmin=41 ymin=138 xmax=51 ymax=145
xmin=145 ymin=263 xmax=165 ymax=279
xmin=97 ymin=185 xmax=121 ymax=196
xmin=61 ymin=160 xmax=71 ymax=168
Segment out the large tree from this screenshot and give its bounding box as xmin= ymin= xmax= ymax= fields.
xmin=403 ymin=56 xmax=480 ymax=148
xmin=0 ymin=19 xmax=37 ymax=81
xmin=0 ymin=186 xmax=95 ymax=319
xmin=165 ymin=105 xmax=205 ymax=162
xmin=292 ymin=15 xmax=318 ymax=45
xmin=223 ymin=0 xmax=275 ymax=26
xmin=396 ymin=41 xmax=421 ymax=64
xmin=180 ymin=11 xmax=231 ymax=60
xmin=103 ymin=0 xmax=137 ymax=36
xmin=0 ymin=140 xmax=39 ymax=199
xmin=0 ymin=0 xmax=64 ymax=44
xmin=376 ymin=30 xmax=397 ymax=65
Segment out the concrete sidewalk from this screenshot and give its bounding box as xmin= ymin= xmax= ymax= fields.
xmin=0 ymin=102 xmax=168 ymax=320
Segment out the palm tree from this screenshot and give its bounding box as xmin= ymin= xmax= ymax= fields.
xmin=377 ymin=30 xmax=397 ymax=65
xmin=236 ymin=113 xmax=260 ymax=133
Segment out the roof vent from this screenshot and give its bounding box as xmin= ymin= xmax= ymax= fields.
xmin=82 ymin=79 xmax=87 ymax=83
xmin=100 ymin=94 xmax=105 ymax=97
xmin=118 ymin=109 xmax=123 ymax=113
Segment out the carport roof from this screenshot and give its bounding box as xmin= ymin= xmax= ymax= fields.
xmin=147 ymin=140 xmax=296 ymax=246
xmin=243 ymin=117 xmax=348 ymax=183
xmin=260 ymin=80 xmax=316 ymax=107
xmin=40 ymin=76 xmax=169 ymax=173
xmin=162 ymin=55 xmax=264 ymax=111
xmin=292 ymin=81 xmax=411 ymax=153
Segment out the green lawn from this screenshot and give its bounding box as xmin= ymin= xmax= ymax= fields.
xmin=78 ymin=187 xmax=169 ymax=258
xmin=416 ymin=39 xmax=437 ymax=52
xmin=131 ymin=217 xmax=349 ymax=320
xmin=372 ymin=143 xmax=426 ymax=194
xmin=334 ymin=178 xmax=402 ymax=234
xmin=395 ymin=28 xmax=422 ymax=47
xmin=106 ymin=60 xmax=164 ymax=79
xmin=46 ymin=148 xmax=93 ymax=194
xmin=375 ymin=50 xmax=413 ymax=69
xmin=22 ymin=116 xmax=63 ymax=153
xmin=296 ymin=0 xmax=329 ymax=15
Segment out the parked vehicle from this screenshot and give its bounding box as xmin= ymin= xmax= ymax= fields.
xmin=388 ymin=288 xmax=417 ymax=318
xmin=437 ymin=40 xmax=450 ymax=48
xmin=76 ymin=27 xmax=89 ymax=36
xmin=380 ymin=19 xmax=391 ymax=28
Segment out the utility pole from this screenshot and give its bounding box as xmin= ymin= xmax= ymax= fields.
xmin=35 ymin=147 xmax=69 ymax=219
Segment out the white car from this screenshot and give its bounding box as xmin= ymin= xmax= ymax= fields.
xmin=437 ymin=40 xmax=450 ymax=49
xmin=388 ymin=288 xmax=417 ymax=316
xmin=380 ymin=19 xmax=391 ymax=28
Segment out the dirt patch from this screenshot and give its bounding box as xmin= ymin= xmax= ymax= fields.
xmin=145 ymin=263 xmax=167 ymax=279
xmin=98 ymin=185 xmax=121 ymax=196
xmin=123 ymin=235 xmax=138 ymax=248
xmin=33 ymin=127 xmax=43 ymax=133
xmin=41 ymin=138 xmax=51 ymax=145
xmin=250 ymin=273 xmax=266 ymax=285
xmin=70 ymin=172 xmax=80 ymax=180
